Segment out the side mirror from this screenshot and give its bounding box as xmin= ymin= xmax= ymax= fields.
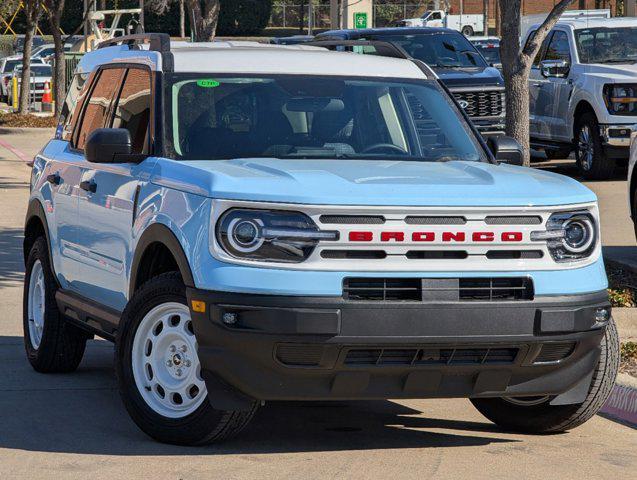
xmin=84 ymin=128 xmax=132 ymax=164
xmin=488 ymin=136 xmax=524 ymax=166
xmin=540 ymin=59 xmax=570 ymax=78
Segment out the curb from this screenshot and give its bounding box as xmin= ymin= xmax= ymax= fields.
xmin=600 ymin=374 xmax=637 ymax=427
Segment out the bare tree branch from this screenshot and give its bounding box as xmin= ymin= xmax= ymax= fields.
xmin=522 ymin=0 xmax=575 ymax=59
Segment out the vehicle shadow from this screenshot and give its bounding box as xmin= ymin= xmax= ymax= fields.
xmin=533 ymin=157 xmax=629 ymax=182
xmin=0 ymin=336 xmax=516 ymax=456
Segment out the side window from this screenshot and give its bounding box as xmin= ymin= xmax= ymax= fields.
xmin=75 ymin=68 xmax=125 ymax=150
xmin=526 ymin=30 xmax=552 ymax=67
xmin=61 ymin=72 xmax=89 ymax=142
xmin=544 ymin=30 xmax=571 ymax=63
xmin=430 ymin=12 xmax=442 ymax=20
xmin=110 ymin=68 xmax=152 ymax=154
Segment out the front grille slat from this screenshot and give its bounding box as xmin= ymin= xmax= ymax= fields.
xmin=343 ymin=277 xmax=534 ymax=302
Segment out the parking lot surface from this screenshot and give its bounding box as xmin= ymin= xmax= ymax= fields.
xmin=0 ymin=129 xmax=635 ymax=479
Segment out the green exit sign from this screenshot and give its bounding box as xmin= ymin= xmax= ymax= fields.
xmin=354 ymin=12 xmax=368 ymax=29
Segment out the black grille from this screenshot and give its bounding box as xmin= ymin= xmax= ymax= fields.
xmin=276 ymin=344 xmax=325 ymax=366
xmin=452 ymin=90 xmax=504 ymax=118
xmin=485 ymin=250 xmax=543 ymax=260
xmin=405 ymin=250 xmax=468 ymax=259
xmin=321 ymin=250 xmax=387 ymax=259
xmin=534 ymin=342 xmax=576 ymax=363
xmin=343 ymin=278 xmax=422 ymax=301
xmin=484 ymin=215 xmax=542 ymax=225
xmin=343 ymin=277 xmax=534 ymax=302
xmin=458 ymin=277 xmax=534 ymax=301
xmin=345 ymin=347 xmax=519 ymax=366
xmin=405 ymin=216 xmax=466 ymax=225
xmin=320 ymin=215 xmax=385 ymax=224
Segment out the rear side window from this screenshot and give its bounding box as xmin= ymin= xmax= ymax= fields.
xmin=75 ymin=68 xmax=125 ymax=150
xmin=110 ymin=68 xmax=152 ymax=154
xmin=60 ymin=72 xmax=89 ymax=141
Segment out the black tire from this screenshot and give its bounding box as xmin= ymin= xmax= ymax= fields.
xmin=471 ymin=318 xmax=619 ymax=433
xmin=575 ymin=112 xmax=615 ymax=179
xmin=115 ymin=272 xmax=258 ymax=445
xmin=23 ymin=236 xmax=88 ymax=373
xmin=461 ymin=26 xmax=474 ymax=36
xmin=544 ymin=147 xmax=571 ymax=160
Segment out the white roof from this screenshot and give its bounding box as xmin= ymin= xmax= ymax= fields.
xmin=83 ymin=40 xmax=428 ymax=80
xmin=553 ymin=17 xmax=637 ymax=30
xmin=170 ymin=42 xmax=427 ymax=79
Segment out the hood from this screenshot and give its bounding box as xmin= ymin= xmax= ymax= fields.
xmin=435 ymin=66 xmax=504 ymax=88
xmin=151 ymin=158 xmax=596 ymax=207
xmin=581 ymin=63 xmax=637 ymax=82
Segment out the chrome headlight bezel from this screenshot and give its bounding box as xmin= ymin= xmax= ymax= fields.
xmin=215 ymin=207 xmax=338 ymax=263
xmin=531 ymin=209 xmax=599 ymax=262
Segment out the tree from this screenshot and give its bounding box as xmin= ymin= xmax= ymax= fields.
xmin=18 ymin=0 xmax=42 ymax=114
xmin=185 ymin=0 xmax=220 ymax=41
xmin=498 ymin=0 xmax=575 ymax=166
xmin=44 ymin=0 xmax=66 ymax=117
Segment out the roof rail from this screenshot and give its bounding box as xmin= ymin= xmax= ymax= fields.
xmin=306 ymin=39 xmax=410 ymax=60
xmin=96 ymin=33 xmax=171 ymax=53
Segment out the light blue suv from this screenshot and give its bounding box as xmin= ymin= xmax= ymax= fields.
xmin=23 ymin=34 xmax=618 ymax=445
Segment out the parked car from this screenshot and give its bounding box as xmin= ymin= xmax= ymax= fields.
xmin=0 ymin=56 xmax=46 ymax=103
xmin=31 ymin=44 xmax=56 ymax=63
xmin=13 ymin=35 xmax=47 ymax=54
xmin=24 ymin=33 xmax=618 ymax=446
xmin=315 ymin=27 xmax=506 ymax=136
xmin=11 ymin=64 xmax=53 ymax=103
xmin=398 ymin=9 xmax=484 ymax=36
xmin=470 ymin=36 xmax=501 ymax=70
xmin=524 ymin=17 xmax=637 ymax=179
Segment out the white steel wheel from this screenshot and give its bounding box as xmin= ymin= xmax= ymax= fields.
xmin=131 ymin=302 xmax=207 ymax=418
xmin=27 ymin=259 xmax=46 ymax=349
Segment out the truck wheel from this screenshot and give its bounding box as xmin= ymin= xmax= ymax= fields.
xmin=575 ymin=112 xmax=615 ymax=179
xmin=115 ymin=272 xmax=258 ymax=445
xmin=461 ymin=26 xmax=474 ymax=36
xmin=471 ymin=318 xmax=619 ymax=433
xmin=544 ymin=147 xmax=571 ymax=160
xmin=23 ymin=237 xmax=88 ymax=373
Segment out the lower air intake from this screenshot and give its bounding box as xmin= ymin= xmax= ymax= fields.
xmin=534 ymin=342 xmax=576 ymax=363
xmin=344 ymin=347 xmax=519 ymax=366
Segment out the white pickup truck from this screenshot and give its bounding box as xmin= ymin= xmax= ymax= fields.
xmin=398 ymin=10 xmax=483 ymax=37
xmin=524 ymin=17 xmax=637 ymax=179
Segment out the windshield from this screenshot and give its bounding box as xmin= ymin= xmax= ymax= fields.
xmin=164 ymin=74 xmax=485 ymax=162
xmin=364 ymin=33 xmax=487 ymax=68
xmin=575 ymin=27 xmax=637 ymax=64
xmin=2 ymin=60 xmax=20 ymax=73
xmin=15 ymin=65 xmax=51 ymax=75
xmin=474 ymin=43 xmax=501 ymax=64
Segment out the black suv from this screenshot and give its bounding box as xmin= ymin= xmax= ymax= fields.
xmin=315 ymin=27 xmax=506 ymax=136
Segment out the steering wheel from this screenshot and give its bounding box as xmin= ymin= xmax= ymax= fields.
xmin=361 ymin=143 xmax=408 ymax=154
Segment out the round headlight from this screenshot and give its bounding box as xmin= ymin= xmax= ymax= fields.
xmin=227 ymin=218 xmax=264 ymax=253
xmin=562 ymin=217 xmax=594 ymax=253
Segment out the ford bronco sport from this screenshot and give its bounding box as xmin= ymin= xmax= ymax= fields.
xmin=24 ymin=33 xmax=618 ymax=445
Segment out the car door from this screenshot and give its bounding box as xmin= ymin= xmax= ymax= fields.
xmin=542 ymin=30 xmax=574 ymax=141
xmin=60 ymin=66 xmax=126 ymax=302
xmin=75 ymin=66 xmax=154 ymax=311
xmin=528 ymin=31 xmax=554 ymax=140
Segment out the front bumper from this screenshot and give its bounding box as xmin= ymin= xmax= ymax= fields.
xmin=600 ymin=123 xmax=633 ymax=149
xmin=188 ymin=288 xmax=610 ymax=410
xmin=472 ymin=117 xmax=505 ymax=136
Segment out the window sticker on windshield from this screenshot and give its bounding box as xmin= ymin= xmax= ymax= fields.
xmin=196 ymin=79 xmax=220 ymax=88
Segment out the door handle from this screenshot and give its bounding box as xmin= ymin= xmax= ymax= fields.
xmin=79 ymin=179 xmax=97 ymax=193
xmin=531 ymin=82 xmax=542 ymax=87
xmin=46 ymin=172 xmax=60 ymax=185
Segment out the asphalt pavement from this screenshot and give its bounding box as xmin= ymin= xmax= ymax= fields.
xmin=0 ymin=128 xmax=635 ymax=479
